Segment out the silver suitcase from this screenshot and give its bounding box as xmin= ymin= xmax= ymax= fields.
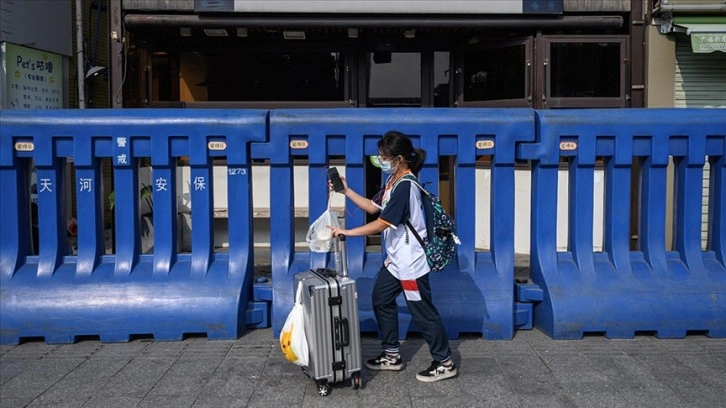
xmin=293 ymin=236 xmax=362 ymax=396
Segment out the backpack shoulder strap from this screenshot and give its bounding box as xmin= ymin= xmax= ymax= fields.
xmin=394 ymin=175 xmax=428 ymax=248
xmin=394 ymin=175 xmax=429 ymax=196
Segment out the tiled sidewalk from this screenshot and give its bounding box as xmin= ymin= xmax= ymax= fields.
xmin=2 ymin=328 xmax=725 ymax=407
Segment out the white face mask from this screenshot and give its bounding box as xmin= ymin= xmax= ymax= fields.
xmin=378 ymin=156 xmax=399 ymax=174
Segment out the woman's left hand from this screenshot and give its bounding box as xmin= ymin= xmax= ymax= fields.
xmin=327 ymin=226 xmax=348 ymax=238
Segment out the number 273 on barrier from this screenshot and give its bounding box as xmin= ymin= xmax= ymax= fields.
xmin=228 ymin=168 xmax=247 ymax=176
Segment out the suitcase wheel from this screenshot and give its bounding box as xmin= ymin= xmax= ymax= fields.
xmin=352 ymin=372 xmax=361 ymax=390
xmin=316 ymin=382 xmax=330 ymax=397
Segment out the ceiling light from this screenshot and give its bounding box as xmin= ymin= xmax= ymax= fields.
xmin=180 ymin=27 xmax=192 ymax=37
xmin=283 ymin=30 xmax=306 ymax=40
xmin=203 ymin=28 xmax=229 ymax=37
xmin=347 ymin=28 xmax=359 ymax=38
xmin=403 ymin=29 xmax=416 ymax=39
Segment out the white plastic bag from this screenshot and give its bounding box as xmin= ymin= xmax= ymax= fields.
xmin=306 ymin=195 xmax=340 ymax=253
xmin=280 ymin=284 xmax=309 ymax=366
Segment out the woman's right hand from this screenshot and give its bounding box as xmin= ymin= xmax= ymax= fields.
xmin=328 ymin=176 xmax=349 ymax=194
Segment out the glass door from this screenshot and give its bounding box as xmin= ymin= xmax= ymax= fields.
xmin=455 ymin=38 xmax=533 ymax=107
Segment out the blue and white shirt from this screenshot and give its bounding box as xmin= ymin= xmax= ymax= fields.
xmin=373 ymin=173 xmax=430 ymax=282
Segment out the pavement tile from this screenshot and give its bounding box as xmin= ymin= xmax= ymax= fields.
xmin=558 ymin=380 xmax=622 ymax=395
xmin=625 ymin=354 xmax=687 ymax=373
xmin=487 ymin=342 xmax=537 ymax=357
xmin=137 ymin=394 xmax=196 ymax=408
xmin=178 ymin=339 xmax=233 ymax=360
xmin=358 ymin=391 xmax=411 ymax=408
xmin=453 ymin=338 xmax=494 ymax=359
xmin=618 ymin=385 xmax=686 ymax=408
xmin=91 ymin=341 xmax=149 ymax=359
xmin=506 ymin=377 xmax=566 ymax=398
xmin=455 ymin=373 xmax=519 ymax=407
xmin=496 ymin=355 xmax=557 ymax=382
xmin=1 ymin=343 xmax=59 ymax=359
xmin=1 ymin=358 xmax=30 ymax=385
xmin=1 ymin=397 xmax=35 ymax=408
xmin=198 ymin=358 xmax=264 ymax=399
xmin=145 ymin=358 xmax=221 ymax=397
xmin=245 ymin=379 xmax=306 ymax=408
xmin=137 ymin=342 xmax=187 ymax=359
xmin=566 ymin=390 xmax=631 ymax=408
xmin=225 ymin=343 xmax=273 ymax=360
xmin=97 ymin=358 xmax=175 ymax=398
xmin=583 ymin=355 xmax=661 ymax=388
xmin=515 ymin=392 xmax=579 ymax=408
xmin=651 ymin=371 xmax=726 ymax=406
xmin=412 ymin=394 xmax=504 ymax=408
xmin=458 ymin=357 xmax=498 ymax=376
xmin=700 ymin=339 xmax=726 ymax=354
xmin=670 ymin=353 xmax=726 ymax=386
xmin=48 ymin=342 xmax=103 ymax=359
xmin=540 ymin=355 xmax=611 ymax=384
xmin=191 ymin=395 xmax=252 ymax=408
xmin=39 ymin=358 xmax=130 ymax=397
xmin=26 ymin=398 xmax=91 ymax=408
xmin=0 ymin=358 xmax=85 ymax=399
xmin=81 ymin=396 xmax=142 ymax=408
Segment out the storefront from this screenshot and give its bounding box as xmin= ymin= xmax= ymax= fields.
xmin=105 ymin=0 xmax=643 ymax=253
xmin=116 ymin=0 xmax=640 ymax=110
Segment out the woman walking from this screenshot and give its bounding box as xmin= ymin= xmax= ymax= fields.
xmin=328 ymin=130 xmax=457 ymax=383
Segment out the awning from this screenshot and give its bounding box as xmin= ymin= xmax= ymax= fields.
xmin=673 ymin=16 xmax=726 ymax=53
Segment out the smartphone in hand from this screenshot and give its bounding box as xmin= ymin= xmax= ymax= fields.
xmin=327 ymin=167 xmax=345 ymax=193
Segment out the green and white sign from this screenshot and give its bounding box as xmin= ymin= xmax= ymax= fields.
xmin=674 ymin=17 xmax=726 ymax=54
xmin=691 ymin=33 xmax=726 ymax=54
xmin=2 ymin=42 xmax=63 ymax=109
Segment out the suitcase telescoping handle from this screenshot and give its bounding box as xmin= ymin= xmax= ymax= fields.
xmin=333 ymin=234 xmax=348 ymax=277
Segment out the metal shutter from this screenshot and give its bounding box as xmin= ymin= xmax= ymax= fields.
xmin=675 ymin=37 xmax=726 ymax=250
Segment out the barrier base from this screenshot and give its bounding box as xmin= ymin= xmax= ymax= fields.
xmin=533 ymin=252 xmax=726 ymax=340
xmin=0 ymin=258 xmax=251 ymax=345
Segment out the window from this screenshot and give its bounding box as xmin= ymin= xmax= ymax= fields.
xmin=550 ymin=43 xmax=621 ymax=98
xmin=367 ymin=52 xmax=421 ymax=107
xmin=464 ymin=45 xmax=526 ymax=102
xmin=206 ymin=52 xmax=346 ymax=101
xmin=456 ymin=38 xmax=533 ymax=108
xmin=541 ymin=36 xmax=628 ymax=108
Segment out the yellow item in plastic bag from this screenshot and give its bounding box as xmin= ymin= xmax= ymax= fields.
xmin=280 ymin=284 xmax=309 ymax=366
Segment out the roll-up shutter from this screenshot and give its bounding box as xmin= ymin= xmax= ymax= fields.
xmin=675 ymin=37 xmax=726 ymax=249
xmin=675 ymin=39 xmax=726 ymax=108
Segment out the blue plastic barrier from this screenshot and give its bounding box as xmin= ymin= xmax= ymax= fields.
xmin=522 ymin=109 xmax=726 ymax=339
xmin=261 ymin=108 xmax=535 ymax=340
xmin=0 ymin=109 xmax=267 ymax=344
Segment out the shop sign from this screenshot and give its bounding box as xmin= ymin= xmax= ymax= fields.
xmin=3 ymin=42 xmax=63 ymax=109
xmin=691 ymin=33 xmax=726 ymax=53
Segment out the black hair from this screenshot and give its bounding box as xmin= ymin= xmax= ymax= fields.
xmin=378 ymin=131 xmax=427 ymax=175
